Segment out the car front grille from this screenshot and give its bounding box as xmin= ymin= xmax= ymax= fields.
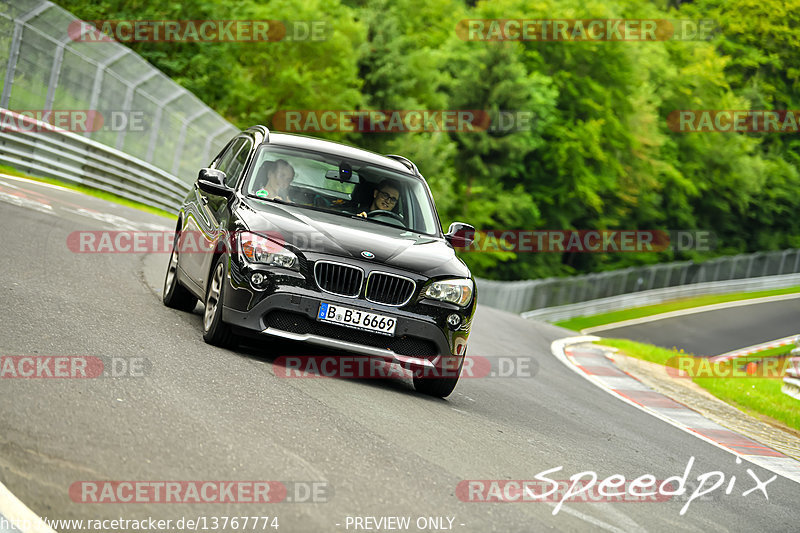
xmin=314 ymin=261 xmax=363 ymax=297
xmin=264 ymin=311 xmax=439 ymax=358
xmin=366 ymin=272 xmax=416 ymax=306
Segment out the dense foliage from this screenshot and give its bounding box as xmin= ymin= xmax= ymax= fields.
xmin=55 ymin=0 xmax=800 ymax=280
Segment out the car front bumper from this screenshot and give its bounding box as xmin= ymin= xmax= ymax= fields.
xmin=222 ymin=289 xmax=469 ymax=372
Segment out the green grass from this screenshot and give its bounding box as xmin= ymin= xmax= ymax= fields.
xmin=694 ymin=377 xmax=800 ymax=431
xmin=598 ymin=338 xmax=800 ymax=431
xmin=0 ymin=164 xmax=177 ymax=220
xmin=555 ymin=286 xmax=800 ymax=331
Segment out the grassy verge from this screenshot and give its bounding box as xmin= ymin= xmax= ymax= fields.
xmin=555 ymin=286 xmax=800 ymax=331
xmin=0 ymin=164 xmax=178 ymax=220
xmin=598 ymin=338 xmax=800 ymax=431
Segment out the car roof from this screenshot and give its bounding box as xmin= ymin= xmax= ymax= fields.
xmin=254 ymin=131 xmax=414 ymax=175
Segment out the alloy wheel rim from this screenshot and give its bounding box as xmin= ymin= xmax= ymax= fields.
xmin=164 ymin=247 xmax=178 ymax=295
xmin=204 ymin=263 xmax=223 ymax=331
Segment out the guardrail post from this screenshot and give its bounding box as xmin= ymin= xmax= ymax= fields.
xmin=679 ymin=263 xmax=689 ymax=285
xmin=1 ymin=2 xmax=52 ymax=108
xmin=171 ymin=108 xmax=209 ymax=176
xmin=745 ymin=255 xmax=756 ymax=278
xmin=645 ymin=266 xmax=656 ymax=290
xmin=778 ymin=250 xmax=789 ymax=274
xmin=115 ymin=71 xmax=158 ymax=151
xmin=145 ymin=89 xmax=184 ymax=163
xmin=85 ymin=49 xmax=128 ymax=137
xmin=45 ymin=29 xmax=92 ymax=111
xmin=712 ymin=259 xmax=722 ymax=282
xmin=203 ymin=125 xmax=232 ymax=163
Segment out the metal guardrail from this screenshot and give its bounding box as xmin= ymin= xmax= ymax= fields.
xmin=0 ymin=0 xmax=240 ymax=210
xmin=3 ymin=0 xmax=800 ymax=319
xmin=0 ymin=108 xmax=189 ymax=212
xmin=783 ymin=346 xmax=800 ymax=401
xmin=477 ymin=249 xmax=800 ymax=317
xmin=518 ymin=273 xmax=800 ymax=323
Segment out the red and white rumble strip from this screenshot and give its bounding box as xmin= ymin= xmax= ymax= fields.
xmin=708 ymin=334 xmax=799 ymax=363
xmin=551 ymin=336 xmax=800 ymax=485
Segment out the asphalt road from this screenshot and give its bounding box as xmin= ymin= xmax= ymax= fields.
xmin=595 ymin=299 xmax=800 ymax=356
xmin=1 ymin=176 xmax=799 ymax=533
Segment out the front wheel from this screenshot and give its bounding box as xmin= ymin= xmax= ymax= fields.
xmin=202 ymin=256 xmax=234 ymax=347
xmin=413 ymin=357 xmax=463 ymax=398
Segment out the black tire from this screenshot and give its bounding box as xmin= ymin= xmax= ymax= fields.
xmin=202 ymin=255 xmax=234 ymax=347
xmin=163 ymin=238 xmax=198 ymax=312
xmin=413 ymin=357 xmax=463 ymax=398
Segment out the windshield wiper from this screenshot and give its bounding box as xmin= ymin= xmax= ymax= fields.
xmin=246 ymin=193 xmax=290 ymax=204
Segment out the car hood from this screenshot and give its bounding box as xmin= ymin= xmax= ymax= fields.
xmin=236 ymin=196 xmax=470 ymax=278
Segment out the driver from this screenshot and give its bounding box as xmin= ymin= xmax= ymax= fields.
xmin=357 ymin=179 xmax=401 ymax=218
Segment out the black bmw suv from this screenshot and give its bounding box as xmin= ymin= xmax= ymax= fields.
xmin=163 ymin=126 xmax=476 ymax=397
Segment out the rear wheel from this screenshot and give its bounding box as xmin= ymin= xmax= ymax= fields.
xmin=163 ymin=237 xmax=198 ymax=312
xmin=202 ymin=256 xmax=234 ymax=347
xmin=413 ymin=357 xmax=463 ymax=398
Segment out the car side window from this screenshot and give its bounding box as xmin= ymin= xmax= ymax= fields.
xmin=210 ymin=139 xmax=238 ymax=172
xmin=213 ymin=138 xmax=245 ymax=175
xmin=224 ymin=139 xmax=253 ymax=188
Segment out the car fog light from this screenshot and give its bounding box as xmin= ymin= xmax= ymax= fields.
xmin=251 ymin=272 xmax=266 ymax=289
xmin=447 ymin=313 xmax=461 ymax=329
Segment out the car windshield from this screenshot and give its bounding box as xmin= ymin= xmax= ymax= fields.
xmin=243 ymin=145 xmax=440 ymax=235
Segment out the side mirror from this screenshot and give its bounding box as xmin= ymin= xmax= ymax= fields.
xmin=445 ymin=222 xmax=475 ymax=248
xmin=197 ymin=168 xmax=233 ymax=198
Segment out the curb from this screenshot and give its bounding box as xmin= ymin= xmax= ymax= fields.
xmin=0 ymin=480 xmax=56 ymax=533
xmin=551 ymin=336 xmax=800 ymax=485
xmin=709 ymin=334 xmax=799 ymax=362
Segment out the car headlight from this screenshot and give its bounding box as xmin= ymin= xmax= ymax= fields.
xmin=239 ymin=231 xmax=298 ymax=270
xmin=424 ymin=278 xmax=474 ymax=306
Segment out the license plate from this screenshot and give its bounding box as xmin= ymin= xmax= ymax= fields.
xmin=317 ymin=302 xmax=396 ymax=336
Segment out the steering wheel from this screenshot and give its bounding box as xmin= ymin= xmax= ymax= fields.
xmin=367 ymin=209 xmax=404 ymax=222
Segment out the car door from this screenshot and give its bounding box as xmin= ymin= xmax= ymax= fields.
xmin=181 ymin=137 xmax=245 ymax=286
xmin=194 ymin=136 xmax=254 ymax=291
